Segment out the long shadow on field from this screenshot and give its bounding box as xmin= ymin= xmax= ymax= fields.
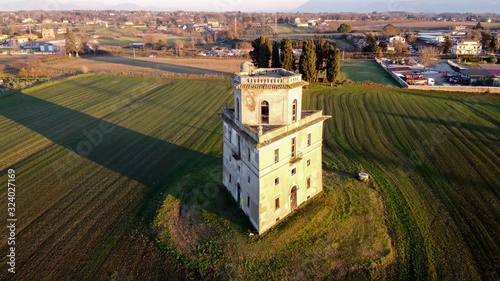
xmin=83 ymin=56 xmax=233 ymax=77
xmin=0 ymin=92 xmax=239 ymax=225
xmin=381 ymin=112 xmax=500 ymax=137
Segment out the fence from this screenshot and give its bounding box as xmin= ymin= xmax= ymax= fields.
xmin=375 ymin=58 xmax=500 ymax=93
xmin=374 ymin=58 xmax=408 ymax=88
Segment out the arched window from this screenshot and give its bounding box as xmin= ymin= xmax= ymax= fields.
xmin=292 ymin=99 xmax=297 ymax=122
xmin=235 ymin=98 xmax=240 ymax=121
xmin=261 ymin=101 xmax=269 ymax=124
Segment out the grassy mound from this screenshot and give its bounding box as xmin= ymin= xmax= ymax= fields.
xmin=154 ymin=165 xmax=393 ymax=280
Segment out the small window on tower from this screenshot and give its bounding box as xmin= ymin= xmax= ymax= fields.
xmin=248 ymin=176 xmax=251 ymax=183
xmin=291 ymin=137 xmax=296 ymax=158
xmin=275 ymin=197 xmax=280 ymax=210
xmin=308 ymin=133 xmax=311 ymax=146
xmin=275 ymin=148 xmax=279 ymax=163
xmin=229 ymin=174 xmax=232 ymax=183
xmin=247 ymin=147 xmax=251 ymax=161
xmin=307 ymin=177 xmax=311 ymax=189
xmin=261 ymin=100 xmax=269 ymax=124
xmin=236 ymin=98 xmax=240 ymax=121
xmin=274 ymin=177 xmax=280 ymax=185
xmin=307 ymin=159 xmax=311 ymax=166
xmin=292 ymin=99 xmax=297 ymax=122
xmin=291 ymin=167 xmax=296 ymax=176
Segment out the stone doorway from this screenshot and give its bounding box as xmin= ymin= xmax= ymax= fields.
xmin=290 ymin=186 xmax=297 ymax=210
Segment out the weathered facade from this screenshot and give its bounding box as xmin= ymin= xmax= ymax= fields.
xmin=219 ymin=62 xmax=330 ymax=234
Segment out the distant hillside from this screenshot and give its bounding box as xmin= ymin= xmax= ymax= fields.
xmin=294 ymin=0 xmax=499 ymax=13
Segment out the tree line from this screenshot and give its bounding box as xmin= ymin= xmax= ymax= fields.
xmin=249 ymin=36 xmax=341 ymax=84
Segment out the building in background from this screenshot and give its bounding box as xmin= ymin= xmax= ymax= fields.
xmin=450 ymin=40 xmax=482 ymax=55
xmin=42 ymin=28 xmax=55 ymax=39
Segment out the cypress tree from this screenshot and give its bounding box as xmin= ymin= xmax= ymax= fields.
xmin=443 ymin=38 xmax=453 ymax=54
xmin=315 ymin=38 xmax=325 ymax=81
xmin=271 ymin=40 xmax=281 ymax=68
xmin=365 ymin=32 xmax=379 ymax=53
xmin=250 ymin=36 xmax=272 ymax=68
xmin=299 ymin=39 xmax=317 ymax=83
xmin=333 ymin=48 xmax=340 ymax=82
xmin=491 ymin=37 xmax=498 ymax=53
xmin=64 ymin=28 xmax=77 ymax=57
xmin=326 ymin=46 xmax=340 ymax=85
xmin=250 ymin=37 xmax=261 ymax=67
xmin=280 ymin=38 xmax=295 ymax=72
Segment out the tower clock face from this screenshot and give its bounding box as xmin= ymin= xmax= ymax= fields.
xmin=245 ymin=95 xmax=256 ymax=111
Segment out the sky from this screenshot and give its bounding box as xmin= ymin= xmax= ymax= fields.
xmin=0 ymin=0 xmax=308 ymax=12
xmin=0 ymin=0 xmax=497 ymax=13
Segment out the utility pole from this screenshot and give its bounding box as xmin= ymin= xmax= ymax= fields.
xmin=133 ymin=47 xmax=135 ymax=58
xmin=234 ymin=17 xmax=237 ymax=39
xmin=275 ymin=13 xmax=278 ymax=37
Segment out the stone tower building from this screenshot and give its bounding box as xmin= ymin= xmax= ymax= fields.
xmin=219 ymin=62 xmax=330 ymax=234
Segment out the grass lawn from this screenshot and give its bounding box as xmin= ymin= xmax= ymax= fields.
xmin=331 ymin=35 xmax=358 ymax=52
xmin=98 ymin=36 xmax=142 ymax=46
xmin=0 ymin=75 xmax=499 ymax=280
xmin=276 ymin=24 xmax=313 ymax=34
xmin=340 ymin=59 xmax=399 ymax=86
xmin=155 ymin=164 xmax=392 ymax=280
xmin=162 ymin=35 xmax=193 ymax=45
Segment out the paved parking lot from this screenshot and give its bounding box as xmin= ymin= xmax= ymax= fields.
xmin=388 ymin=59 xmax=461 ymax=86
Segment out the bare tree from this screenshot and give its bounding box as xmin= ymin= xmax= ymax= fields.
xmin=142 ymin=34 xmax=156 ymax=46
xmin=174 ymin=40 xmax=185 ymax=56
xmin=419 ymin=47 xmax=439 ymax=69
xmin=189 ymin=39 xmax=196 ymax=49
xmin=238 ymin=42 xmax=252 ymax=50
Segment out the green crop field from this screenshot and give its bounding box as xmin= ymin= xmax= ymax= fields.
xmin=0 ymin=75 xmax=499 ymax=280
xmin=306 ymin=85 xmax=500 ymax=280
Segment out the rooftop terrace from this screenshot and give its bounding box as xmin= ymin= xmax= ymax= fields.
xmin=233 ymin=68 xmax=308 ymax=89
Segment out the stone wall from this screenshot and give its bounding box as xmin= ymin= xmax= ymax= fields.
xmin=408 ymin=85 xmax=500 ymax=93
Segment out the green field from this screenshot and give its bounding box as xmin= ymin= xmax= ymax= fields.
xmin=276 ymin=24 xmax=313 ymax=34
xmin=98 ymin=36 xmax=142 ymax=45
xmin=94 ymin=27 xmax=148 ymax=36
xmin=1 ymin=75 xmax=499 ymax=280
xmin=306 ymin=85 xmax=500 ymax=280
xmin=332 ymin=35 xmax=358 ymax=52
xmin=340 ymin=59 xmax=399 ymax=86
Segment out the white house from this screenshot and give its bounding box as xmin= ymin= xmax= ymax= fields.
xmin=387 ymin=35 xmax=406 ymax=46
xmin=450 ymin=40 xmax=482 ymax=55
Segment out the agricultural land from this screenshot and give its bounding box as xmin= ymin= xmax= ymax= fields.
xmin=0 ymin=74 xmax=499 ymax=280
